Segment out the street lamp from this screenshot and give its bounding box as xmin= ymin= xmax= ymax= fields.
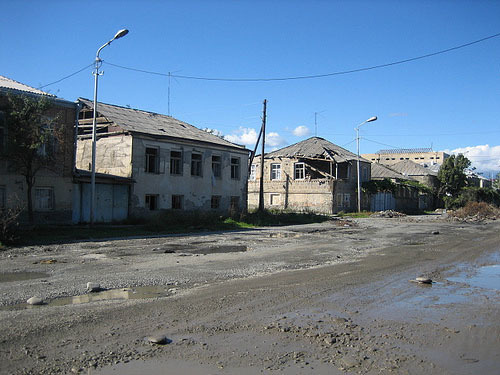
xmin=356 ymin=116 xmax=377 ymax=213
xmin=90 ymin=29 xmax=129 ymax=225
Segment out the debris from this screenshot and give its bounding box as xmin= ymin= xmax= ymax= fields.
xmin=432 ymin=231 xmax=440 ymax=235
xmin=371 ymin=210 xmax=406 ymax=218
xmin=27 ymin=297 xmax=44 ymax=305
xmin=413 ymin=277 xmax=433 ymax=284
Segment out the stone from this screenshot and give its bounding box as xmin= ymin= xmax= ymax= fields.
xmin=432 ymin=231 xmax=440 ymax=235
xmin=415 ymin=277 xmax=432 ymax=284
xmin=27 ymin=297 xmax=44 ymax=305
xmin=147 ymin=335 xmax=170 ymax=345
xmin=86 ymin=282 xmax=101 ymax=292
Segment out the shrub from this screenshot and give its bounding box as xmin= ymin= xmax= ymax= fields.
xmin=0 ymin=203 xmax=24 ymax=246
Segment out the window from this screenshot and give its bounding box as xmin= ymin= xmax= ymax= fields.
xmin=362 ymin=166 xmax=368 ymax=182
xmin=211 ymin=195 xmax=221 ymax=209
xmin=231 ymin=157 xmax=240 ymax=179
xmin=0 ymin=186 xmax=5 ymax=209
xmin=294 ymin=163 xmax=305 ymax=180
xmin=0 ymin=111 xmax=5 ymax=155
xmin=270 ymin=163 xmax=281 ymax=180
xmin=170 ymin=151 xmax=182 ymax=175
xmin=37 ymin=123 xmax=56 ymax=158
xmin=145 ymin=147 xmax=159 ymax=173
xmin=191 ymin=153 xmax=202 ymax=176
xmin=249 ymin=164 xmax=257 ymax=181
xmin=230 ymin=196 xmax=239 ymax=211
xmin=35 ymin=187 xmax=54 ymax=211
xmin=343 ymin=193 xmax=351 ymax=208
xmin=270 ymin=194 xmax=281 ymax=206
xmin=172 ymin=195 xmax=183 ymax=209
xmin=212 ymin=155 xmax=221 ymax=178
xmin=145 ymin=194 xmax=158 ymax=210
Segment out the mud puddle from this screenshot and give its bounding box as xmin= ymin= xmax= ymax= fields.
xmin=1 ymin=286 xmax=173 ymax=311
xmin=191 ymin=245 xmax=248 ymax=255
xmin=0 ymin=271 xmax=49 ymax=283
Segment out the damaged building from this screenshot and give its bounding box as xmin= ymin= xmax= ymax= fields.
xmin=248 ymin=137 xmax=371 ymax=214
xmin=75 ymin=99 xmax=249 ymax=219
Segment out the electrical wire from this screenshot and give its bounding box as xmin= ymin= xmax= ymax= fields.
xmin=362 ymin=137 xmax=402 ymax=150
xmin=38 ymin=63 xmax=94 ymax=89
xmin=104 ymin=32 xmax=500 ymax=82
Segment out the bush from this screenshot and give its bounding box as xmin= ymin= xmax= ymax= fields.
xmin=0 ymin=203 xmax=24 ymax=246
xmin=443 ymin=187 xmax=500 ymax=209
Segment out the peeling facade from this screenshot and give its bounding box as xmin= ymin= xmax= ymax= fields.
xmin=248 ymin=137 xmax=371 ymax=214
xmin=76 ymin=99 xmax=249 ymax=218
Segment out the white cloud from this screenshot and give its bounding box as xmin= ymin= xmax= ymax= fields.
xmin=292 ymin=125 xmax=311 ymax=137
xmin=266 ymin=132 xmax=287 ymax=148
xmin=224 ymin=127 xmax=259 ymax=147
xmin=443 ymin=144 xmax=500 ymax=174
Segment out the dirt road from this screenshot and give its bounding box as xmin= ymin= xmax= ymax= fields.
xmin=1 ymin=216 xmax=499 ymax=374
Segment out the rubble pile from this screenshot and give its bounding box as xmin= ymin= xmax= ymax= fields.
xmin=370 ymin=210 xmax=407 ymax=218
xmin=449 ymin=202 xmax=500 ymax=223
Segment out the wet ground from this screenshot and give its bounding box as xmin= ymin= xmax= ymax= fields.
xmin=0 ymin=216 xmax=499 ymax=375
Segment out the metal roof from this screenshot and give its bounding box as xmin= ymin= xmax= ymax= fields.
xmin=390 ymin=160 xmax=438 ymax=176
xmin=0 ymin=75 xmax=55 ymax=97
xmin=370 ymin=163 xmax=413 ymax=180
xmin=265 ymin=137 xmax=363 ymax=163
xmin=78 ymin=98 xmax=247 ymax=151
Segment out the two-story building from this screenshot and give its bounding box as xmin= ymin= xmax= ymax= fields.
xmin=75 ymin=98 xmax=249 ymax=219
xmin=248 ymin=137 xmax=371 ymax=214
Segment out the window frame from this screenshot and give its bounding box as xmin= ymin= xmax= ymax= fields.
xmin=249 ymin=164 xmax=257 ymax=181
xmin=34 ymin=187 xmax=54 ymax=211
xmin=145 ymin=194 xmax=159 ymax=210
xmin=172 ymin=195 xmax=183 ymax=210
xmin=212 ymin=155 xmax=222 ymax=178
xmin=170 ymin=150 xmax=183 ymax=175
xmin=145 ymin=146 xmax=160 ymax=174
xmin=230 ymin=157 xmax=240 ymax=180
xmin=211 ymin=195 xmax=221 ymax=209
xmin=191 ymin=152 xmax=203 ymax=177
xmin=270 ymin=163 xmax=281 ymax=180
xmin=294 ymin=162 xmax=305 ymax=180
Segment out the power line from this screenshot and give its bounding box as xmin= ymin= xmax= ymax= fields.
xmin=38 ymin=63 xmax=94 ymax=89
xmin=104 ymin=31 xmax=500 ymax=82
xmin=362 ymin=137 xmax=402 ymax=150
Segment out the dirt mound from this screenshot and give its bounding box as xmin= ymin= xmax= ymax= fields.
xmin=449 ymin=202 xmax=500 ymax=223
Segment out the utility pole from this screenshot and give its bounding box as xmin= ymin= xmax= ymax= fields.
xmin=258 ymin=99 xmax=267 ymax=212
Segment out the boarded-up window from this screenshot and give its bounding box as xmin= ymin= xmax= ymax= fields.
xmin=35 ymin=187 xmax=54 ymax=211
xmin=270 ymin=193 xmax=281 ymax=206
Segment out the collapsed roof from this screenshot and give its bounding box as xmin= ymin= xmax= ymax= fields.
xmin=265 ymin=137 xmax=365 ymax=163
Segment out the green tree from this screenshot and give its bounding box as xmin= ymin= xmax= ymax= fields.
xmin=2 ymin=94 xmax=62 ymax=224
xmin=437 ymin=154 xmax=471 ymax=198
xmin=493 ymin=172 xmax=500 ymax=190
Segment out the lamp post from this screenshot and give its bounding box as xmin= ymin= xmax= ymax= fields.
xmin=356 ymin=116 xmax=377 ymax=213
xmin=90 ymin=29 xmax=128 ymax=225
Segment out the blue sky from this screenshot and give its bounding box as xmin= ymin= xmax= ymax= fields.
xmin=1 ymin=0 xmax=499 ymax=175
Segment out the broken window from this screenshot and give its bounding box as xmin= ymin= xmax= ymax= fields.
xmin=211 ymin=195 xmax=221 ymax=209
xmin=231 ymin=157 xmax=240 ymax=179
xmin=249 ymin=164 xmax=257 ymax=181
xmin=145 ymin=147 xmax=159 ymax=174
xmin=294 ymin=163 xmax=305 ymax=180
xmin=212 ymin=155 xmax=221 ymax=178
xmin=35 ymin=187 xmax=54 ymax=211
xmin=270 ymin=163 xmax=281 ymax=180
xmin=172 ymin=195 xmax=183 ymax=209
xmin=230 ymin=196 xmax=239 ymax=211
xmin=170 ymin=151 xmax=182 ymax=175
xmin=145 ymin=194 xmax=158 ymax=210
xmin=191 ymin=152 xmax=202 ymax=176
xmin=0 ymin=185 xmax=5 ymax=209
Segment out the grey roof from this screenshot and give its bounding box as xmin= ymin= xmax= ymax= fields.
xmin=0 ymin=75 xmax=55 ymax=97
xmin=265 ymin=137 xmax=363 ymax=163
xmin=376 ymin=148 xmax=433 ymax=154
xmin=390 ymin=160 xmax=438 ymax=176
xmin=78 ymin=98 xmax=247 ymax=151
xmin=371 ymin=163 xmax=413 ymax=180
